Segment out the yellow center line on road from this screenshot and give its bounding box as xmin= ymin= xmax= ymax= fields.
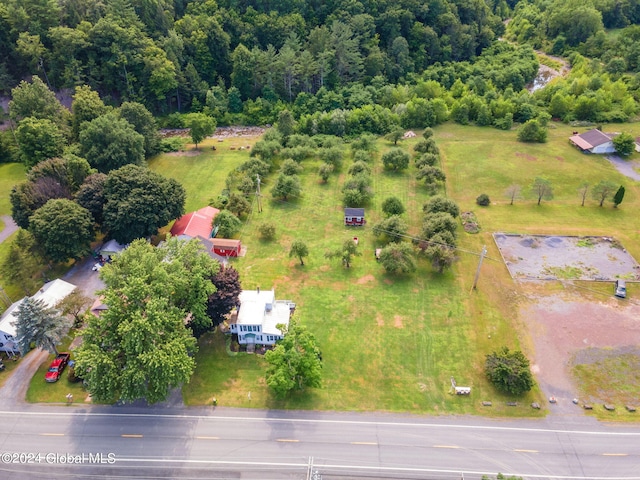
xmin=433 ymin=445 xmax=460 ymax=449
xmin=276 ymin=439 xmax=299 ymax=443
xmin=121 ymin=434 xmax=143 ymax=438
xmin=351 ymin=442 xmax=378 ymax=445
xmin=195 ymin=436 xmax=220 ymax=440
xmin=602 ymin=453 xmax=628 ymax=456
xmin=40 ymin=433 xmax=64 ymax=436
xmin=514 ymin=449 xmax=539 ymax=453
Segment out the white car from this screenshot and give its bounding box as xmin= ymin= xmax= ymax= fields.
xmin=92 ymin=263 xmax=103 ymax=272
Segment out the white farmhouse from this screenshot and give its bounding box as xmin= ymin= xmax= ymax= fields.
xmin=0 ymin=279 xmax=76 ymax=354
xmin=228 ymin=289 xmax=295 ymax=346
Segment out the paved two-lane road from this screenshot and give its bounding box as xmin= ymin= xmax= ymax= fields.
xmin=0 ymin=405 xmax=638 ymax=479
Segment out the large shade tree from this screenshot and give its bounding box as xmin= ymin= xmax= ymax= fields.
xmin=29 ymin=198 xmax=94 ymax=263
xmin=75 ymin=238 xmax=218 ymax=404
xmin=102 ymin=165 xmax=185 ymax=244
xmin=15 ymin=116 xmax=66 ymax=168
xmin=265 ymin=319 xmax=322 ymax=397
xmin=79 ymin=112 xmax=145 ymax=173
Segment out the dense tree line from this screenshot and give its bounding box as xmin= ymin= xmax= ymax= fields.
xmin=0 ymin=0 xmax=506 ymax=114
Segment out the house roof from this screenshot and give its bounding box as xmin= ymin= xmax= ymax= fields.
xmin=237 ymin=289 xmax=292 ymax=336
xmin=570 ymin=129 xmax=612 ymax=150
xmin=211 ymin=238 xmax=241 ymax=248
xmin=170 ymin=206 xmax=220 ymax=238
xmin=344 ymin=207 xmax=365 ymax=217
xmin=0 ymin=279 xmax=76 ymax=338
xmin=100 ymin=239 xmax=126 ymax=256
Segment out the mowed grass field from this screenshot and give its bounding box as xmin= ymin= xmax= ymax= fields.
xmin=181 ymin=128 xmax=546 ymax=415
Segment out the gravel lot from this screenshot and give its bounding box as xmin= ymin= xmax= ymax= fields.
xmin=494 ymin=233 xmax=640 ymax=281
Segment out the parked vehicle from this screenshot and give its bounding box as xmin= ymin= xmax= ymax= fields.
xmin=614 ymin=279 xmax=627 ymax=298
xmin=45 ymin=353 xmax=71 ymax=382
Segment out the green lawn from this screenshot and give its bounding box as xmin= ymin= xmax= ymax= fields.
xmin=438 ymin=123 xmax=640 ymax=260
xmin=182 ymin=132 xmax=544 ymax=416
xmin=0 ymin=162 xmax=25 ymax=218
xmin=25 ymin=336 xmax=88 ymax=404
xmin=148 ymin=136 xmax=262 ymax=213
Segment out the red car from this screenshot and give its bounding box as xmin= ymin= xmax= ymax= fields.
xmin=45 ymin=353 xmax=70 ymax=383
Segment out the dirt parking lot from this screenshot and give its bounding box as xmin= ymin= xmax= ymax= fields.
xmin=520 ymin=290 xmax=640 ymax=412
xmin=494 ymin=233 xmax=640 ymax=281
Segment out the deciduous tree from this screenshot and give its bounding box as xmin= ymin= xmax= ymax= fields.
xmin=325 ymin=238 xmax=360 ymax=268
xmin=416 ymin=166 xmax=446 ymax=193
xmin=612 ymin=132 xmax=635 ymax=156
xmin=372 ymin=215 xmax=408 ymax=243
xmin=290 ymin=240 xmax=309 ymax=266
xmin=71 ymin=85 xmax=109 ymax=140
xmin=0 ymin=229 xmax=41 ymax=295
xmin=29 ymin=198 xmax=94 ymax=263
xmin=9 ymin=76 xmax=67 ymax=126
xmin=10 ymin=177 xmax=71 ymax=229
xmin=578 ymin=182 xmax=589 ymax=207
xmin=485 ymin=347 xmax=535 ymax=395
xmin=185 ymin=112 xmax=216 ymax=149
xmin=423 ymin=195 xmax=459 ymax=218
xmin=213 ymin=209 xmax=242 ymax=238
xmin=75 ymin=271 xmax=197 ymax=403
xmin=56 ymin=289 xmax=91 ymax=327
xmin=505 ymin=184 xmax=522 ymax=205
xmin=75 ymin=173 xmax=107 ymax=224
xmin=381 ymin=196 xmax=405 ymax=217
xmin=27 ymin=155 xmax=93 ymax=193
xmin=378 ymin=242 xmax=416 ymax=274
xmin=318 ymin=163 xmax=334 ymax=183
xmin=15 ymin=117 xmax=66 ymax=168
xmin=382 ymin=148 xmax=410 ymax=171
xmin=592 ymin=180 xmax=617 ymax=207
xmin=118 ymin=102 xmax=161 ymax=157
xmin=265 ymin=319 xmax=322 ymax=397
xmin=103 ymin=165 xmax=185 ymax=244
xmin=531 ymin=177 xmax=553 ymax=205
xmin=79 ymin=112 xmax=145 ymax=173
xmin=15 ymin=297 xmax=72 ymax=355
xmin=272 ymin=173 xmax=302 ymax=200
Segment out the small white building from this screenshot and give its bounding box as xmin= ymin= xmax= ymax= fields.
xmin=569 ymin=129 xmax=616 ymax=154
xmin=228 ymin=289 xmax=295 ymax=345
xmin=0 ymin=279 xmax=76 ymax=353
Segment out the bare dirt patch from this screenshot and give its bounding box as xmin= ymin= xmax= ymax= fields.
xmin=394 ymin=315 xmax=404 ymax=328
xmin=521 ymin=292 xmax=640 ymax=408
xmin=376 ymin=313 xmax=384 ymax=327
xmin=494 ymin=234 xmax=640 ymax=281
xmin=515 ymin=152 xmax=537 ymax=161
xmin=357 ymin=274 xmax=375 ymax=285
xmin=165 ymin=150 xmax=202 ymax=157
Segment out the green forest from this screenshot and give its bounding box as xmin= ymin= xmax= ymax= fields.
xmin=1 ymin=0 xmax=640 ymax=159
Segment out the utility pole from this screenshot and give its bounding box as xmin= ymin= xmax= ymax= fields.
xmin=471 ymin=245 xmax=487 ymax=291
xmin=256 ymin=174 xmax=262 ymax=213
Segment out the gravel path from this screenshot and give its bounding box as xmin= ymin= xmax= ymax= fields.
xmin=0 ymin=215 xmax=18 ymax=244
xmin=605 ymin=155 xmax=640 ymax=181
xmin=0 ymin=349 xmax=48 ymax=406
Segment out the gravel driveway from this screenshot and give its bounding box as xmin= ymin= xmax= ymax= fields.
xmin=0 ymin=215 xmax=18 ymax=244
xmin=605 ymin=155 xmax=640 ymax=181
